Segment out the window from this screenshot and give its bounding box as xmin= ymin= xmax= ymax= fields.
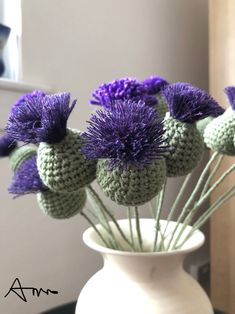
xmin=0 ymin=0 xmax=21 ymax=80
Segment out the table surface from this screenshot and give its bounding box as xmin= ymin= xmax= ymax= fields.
xmin=40 ymin=301 xmax=225 ymax=314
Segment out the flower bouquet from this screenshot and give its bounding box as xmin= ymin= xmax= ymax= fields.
xmin=1 ymin=76 xmax=234 ymax=313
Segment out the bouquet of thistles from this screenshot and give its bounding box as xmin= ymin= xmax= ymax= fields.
xmin=1 ymin=76 xmax=234 ymax=252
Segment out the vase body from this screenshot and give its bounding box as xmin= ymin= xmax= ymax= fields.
xmin=76 ymin=219 xmax=213 ymax=314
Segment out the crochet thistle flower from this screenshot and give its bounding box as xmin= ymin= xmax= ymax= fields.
xmin=6 ymin=91 xmax=76 ymax=144
xmin=6 ymin=91 xmax=96 ymax=192
xmin=82 ymin=100 xmax=170 ymax=169
xmin=90 ymin=77 xmax=157 ymax=107
xmin=8 ymin=155 xmax=48 ymax=197
xmin=204 ymin=86 xmax=235 ymax=155
xmin=225 ymin=86 xmax=235 ymax=110
xmin=142 ymin=75 xmax=169 ymax=95
xmin=0 ymin=134 xmax=17 ymax=157
xmin=82 ymin=100 xmax=169 ymax=206
xmin=162 ymin=82 xmax=225 ymax=123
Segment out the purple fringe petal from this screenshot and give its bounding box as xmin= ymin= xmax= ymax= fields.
xmin=0 ymin=134 xmax=17 ymax=157
xmin=162 ymin=82 xmax=225 ymax=123
xmin=6 ymin=91 xmax=76 ymax=144
xmin=8 ymin=155 xmax=48 ymax=197
xmin=90 ymin=77 xmax=157 ymax=107
xmin=142 ymin=75 xmax=169 ymax=95
xmin=224 ymin=86 xmax=235 ymax=110
xmin=82 ymin=100 xmax=171 ymax=169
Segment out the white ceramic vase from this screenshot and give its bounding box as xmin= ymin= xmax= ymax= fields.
xmin=76 ymin=219 xmax=213 ymax=314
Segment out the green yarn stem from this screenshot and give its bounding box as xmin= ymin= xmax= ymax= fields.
xmin=166 ymin=151 xmax=219 ymax=251
xmin=195 ymin=163 xmax=235 ymax=209
xmin=80 ymin=212 xmax=110 ymax=248
xmin=175 ymin=185 xmax=235 ymax=249
xmin=86 ymin=185 xmax=119 ymax=249
xmin=127 ymin=207 xmax=135 ymax=249
xmin=171 ymin=162 xmax=235 ymax=250
xmin=153 ymin=183 xmax=166 ymax=251
xmin=134 ymin=206 xmax=143 ymax=252
xmin=200 ymin=154 xmax=224 ymax=197
xmin=161 ymin=172 xmax=192 ymax=242
xmin=86 ymin=185 xmax=134 ymax=251
xmin=148 ymin=202 xmax=155 ymax=219
xmin=85 ymin=207 xmax=118 ymax=250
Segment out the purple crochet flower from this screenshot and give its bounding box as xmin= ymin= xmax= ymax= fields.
xmin=6 ymin=92 xmax=76 ymax=144
xmin=142 ymin=75 xmax=169 ymax=95
xmin=16 ymin=90 xmax=46 ymax=106
xmin=162 ymin=82 xmax=225 ymax=123
xmin=0 ymin=133 xmax=17 ymax=157
xmin=224 ymin=86 xmax=235 ymax=110
xmin=82 ymin=100 xmax=171 ymax=169
xmin=90 ymin=77 xmax=157 ymax=107
xmin=8 ymin=154 xmax=48 ymax=197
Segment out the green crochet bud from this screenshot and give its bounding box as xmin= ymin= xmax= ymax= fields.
xmin=37 ymin=188 xmax=86 ymax=219
xmin=164 ymin=114 xmax=204 ymax=177
xmin=196 ymin=116 xmax=214 ymax=138
xmin=155 ymin=95 xmax=168 ymax=119
xmin=37 ymin=129 xmax=96 ymax=193
xmin=97 ymin=159 xmax=166 ymax=206
xmin=10 ymin=145 xmax=37 ymax=172
xmin=204 ymin=107 xmax=235 ymax=155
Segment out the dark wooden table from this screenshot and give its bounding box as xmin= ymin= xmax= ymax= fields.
xmin=40 ymin=301 xmax=225 ymax=314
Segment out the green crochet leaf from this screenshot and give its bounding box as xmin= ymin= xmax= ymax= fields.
xmin=97 ymin=158 xmax=166 ymax=206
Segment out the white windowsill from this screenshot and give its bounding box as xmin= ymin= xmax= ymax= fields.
xmin=0 ymin=78 xmax=50 ymax=93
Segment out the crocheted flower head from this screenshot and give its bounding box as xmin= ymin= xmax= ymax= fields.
xmin=6 ymin=91 xmax=76 ymax=144
xmin=82 ymin=100 xmax=171 ymax=169
xmin=37 ymin=188 xmax=86 ymax=219
xmin=82 ymin=100 xmax=169 ymax=206
xmin=0 ymin=133 xmax=17 ymax=157
xmin=142 ymin=75 xmax=169 ymax=95
xmin=204 ymin=86 xmax=235 ymax=155
xmin=9 ymin=154 xmax=48 ymax=197
xmin=162 ymin=82 xmax=224 ymax=123
xmin=6 ymin=91 xmax=96 ymax=192
xmin=90 ymin=77 xmax=157 ymax=108
xmin=163 ymin=114 xmax=205 ymax=177
xmin=9 ymin=145 xmax=37 ymax=172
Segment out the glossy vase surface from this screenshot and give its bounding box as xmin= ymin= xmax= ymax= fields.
xmin=76 ymin=219 xmax=213 ymax=314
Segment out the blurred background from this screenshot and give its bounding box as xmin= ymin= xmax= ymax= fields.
xmin=0 ymin=0 xmax=230 ymax=313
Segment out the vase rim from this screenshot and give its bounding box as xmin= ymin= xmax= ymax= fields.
xmin=83 ymin=218 xmax=205 ymax=257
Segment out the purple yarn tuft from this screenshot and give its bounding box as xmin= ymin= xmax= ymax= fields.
xmin=162 ymin=82 xmax=225 ymax=123
xmin=82 ymin=100 xmax=171 ymax=169
xmin=142 ymin=75 xmax=169 ymax=95
xmin=8 ymin=154 xmax=48 ymax=197
xmin=90 ymin=77 xmax=157 ymax=107
xmin=0 ymin=133 xmax=17 ymax=157
xmin=224 ymin=86 xmax=235 ymax=110
xmin=6 ymin=91 xmax=76 ymax=144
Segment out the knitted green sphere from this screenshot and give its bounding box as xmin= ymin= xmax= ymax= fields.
xmin=37 ymin=188 xmax=86 ymax=219
xmin=196 ymin=116 xmax=214 ymax=138
xmin=164 ymin=115 xmax=204 ymax=177
xmin=204 ymin=107 xmax=235 ymax=155
xmin=37 ymin=129 xmax=96 ymax=193
xmin=10 ymin=145 xmax=37 ymax=172
xmin=97 ymin=158 xmax=166 ymax=206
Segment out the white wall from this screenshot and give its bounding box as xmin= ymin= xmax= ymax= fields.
xmin=0 ymin=1 xmax=209 ymax=313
